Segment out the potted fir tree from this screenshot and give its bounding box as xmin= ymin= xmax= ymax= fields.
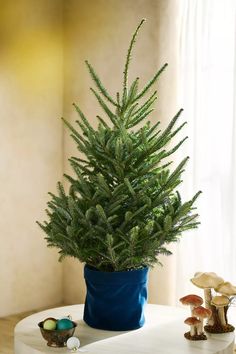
xmin=37 ymin=19 xmax=201 ymax=331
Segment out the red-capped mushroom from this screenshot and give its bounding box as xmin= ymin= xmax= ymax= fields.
xmin=179 ymin=294 xmax=204 ymax=315
xmin=184 ymin=317 xmax=201 ymax=337
xmin=192 ymin=306 xmax=212 ymax=334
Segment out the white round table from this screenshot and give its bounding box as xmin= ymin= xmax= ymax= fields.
xmin=14 ymin=304 xmax=235 ymax=354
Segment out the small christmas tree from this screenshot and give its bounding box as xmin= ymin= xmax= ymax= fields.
xmin=37 ymin=19 xmax=201 ymax=272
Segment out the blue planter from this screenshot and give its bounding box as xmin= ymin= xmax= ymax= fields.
xmin=83 ymin=265 xmax=149 ymax=331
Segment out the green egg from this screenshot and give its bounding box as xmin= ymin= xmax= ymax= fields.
xmin=43 ymin=318 xmax=57 ymax=330
xmin=56 ymin=318 xmax=74 ymax=330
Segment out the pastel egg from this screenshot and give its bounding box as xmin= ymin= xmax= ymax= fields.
xmin=56 ymin=318 xmax=74 ymax=330
xmin=43 ymin=318 xmax=57 ymax=330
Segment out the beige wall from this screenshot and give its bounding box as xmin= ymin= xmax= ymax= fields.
xmin=0 ymin=0 xmax=63 ymax=316
xmin=63 ymin=0 xmax=180 ymax=305
xmin=0 ymin=0 xmax=180 ymax=316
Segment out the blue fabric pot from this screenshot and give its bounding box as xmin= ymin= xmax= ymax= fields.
xmin=83 ymin=265 xmax=149 ymax=331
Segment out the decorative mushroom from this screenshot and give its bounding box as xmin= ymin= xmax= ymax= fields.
xmin=190 ymin=272 xmax=224 ymax=325
xmin=179 ymin=294 xmax=203 ymax=315
xmin=215 ymin=281 xmax=236 ymax=297
xmin=213 ymin=282 xmax=236 ymax=331
xmin=184 ymin=317 xmax=201 ymax=338
xmin=192 ymin=306 xmax=212 ymax=335
xmin=211 ymin=295 xmax=229 ymax=327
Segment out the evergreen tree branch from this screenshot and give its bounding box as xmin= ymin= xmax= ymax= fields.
xmin=122 ymin=19 xmax=146 ymax=107
xmin=131 ymin=91 xmax=157 ymax=118
xmin=163 ymin=136 xmax=188 ymax=158
xmin=96 ymin=116 xmax=110 ymax=128
xmin=38 ymin=21 xmax=201 ymax=272
xmin=134 ymin=63 xmax=168 ymax=102
xmin=124 ymin=77 xmax=139 ymax=109
xmin=85 ymin=60 xmax=118 ymax=107
xmin=90 ymin=88 xmax=119 ymax=128
xmin=73 ymin=102 xmax=95 ymax=134
xmin=128 ymin=108 xmax=154 ymax=128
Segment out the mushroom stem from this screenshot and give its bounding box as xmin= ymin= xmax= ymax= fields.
xmin=196 ymin=323 xmax=201 ymax=335
xmin=204 ymin=289 xmax=214 ymax=325
xmin=218 ymin=307 xmax=226 ymax=327
xmin=190 ymin=305 xmax=194 ymax=316
xmin=204 ymin=288 xmax=212 ymax=309
xmin=198 ymin=319 xmax=203 ymax=334
xmin=224 ymin=305 xmax=229 ymax=324
xmin=190 ymin=325 xmax=195 ymax=336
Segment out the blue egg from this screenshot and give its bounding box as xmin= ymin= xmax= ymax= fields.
xmin=56 ymin=318 xmax=74 ymax=330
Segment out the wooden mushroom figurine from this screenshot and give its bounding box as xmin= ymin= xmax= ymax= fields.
xmin=179 ymin=294 xmax=203 ymax=315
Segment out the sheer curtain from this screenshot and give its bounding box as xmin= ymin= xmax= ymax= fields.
xmin=175 ymin=0 xmax=236 ymax=301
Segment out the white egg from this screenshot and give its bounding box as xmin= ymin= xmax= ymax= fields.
xmin=66 ymin=336 xmax=80 ymax=350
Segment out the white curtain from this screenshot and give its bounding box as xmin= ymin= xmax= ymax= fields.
xmin=175 ymin=0 xmax=236 ymax=302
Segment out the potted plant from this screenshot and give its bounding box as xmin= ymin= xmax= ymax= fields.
xmin=37 ymin=19 xmax=201 ymax=331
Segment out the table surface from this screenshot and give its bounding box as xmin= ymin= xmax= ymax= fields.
xmin=14 ymin=304 xmax=235 ymax=354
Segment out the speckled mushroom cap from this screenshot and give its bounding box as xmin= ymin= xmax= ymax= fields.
xmin=190 ymin=272 xmax=224 ymax=289
xmin=184 ymin=317 xmax=201 ymax=326
xmin=215 ymin=282 xmax=236 ymax=296
xmin=192 ymin=306 xmax=212 ymax=319
xmin=211 ymin=295 xmax=230 ymax=307
xmin=179 ymin=294 xmax=203 ymax=307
